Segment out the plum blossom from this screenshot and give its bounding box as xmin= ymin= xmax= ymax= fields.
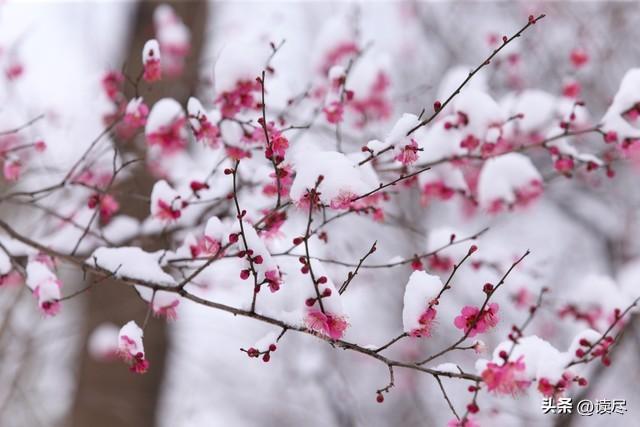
xmin=26 ymin=259 xmax=62 ymax=316
xmin=264 ymin=269 xmax=283 ymax=293
xmin=477 ymin=153 xmax=543 ymax=213
xmin=189 ymin=217 xmax=225 ymax=258
xmin=481 ymin=356 xmax=531 ymax=395
xmin=88 ymin=193 xmax=120 ymax=224
xmin=454 ymin=303 xmax=500 ymax=337
xmin=151 ymin=180 xmax=183 ymax=222
xmin=187 ymin=97 xmax=220 ymax=148
xmin=149 ymin=290 xmax=180 ymax=320
xmin=123 ymin=97 xmax=149 ymax=130
xmin=101 ymin=70 xmax=124 ymax=101
xmin=305 ymin=309 xmax=349 ymax=340
xmin=153 ymin=5 xmax=190 ymax=77
xmin=323 ymin=100 xmax=344 ymax=124
xmin=394 ymin=139 xmax=419 ymax=165
xmin=570 ymin=48 xmax=589 ymax=68
xmin=145 ymin=98 xmax=188 ymax=154
xmin=217 ymin=80 xmax=261 ymax=118
xmin=142 ymin=39 xmax=162 ymax=82
xmin=2 ymin=157 xmax=21 ymax=181
xmin=0 ymin=270 xmax=23 ymax=287
xmin=402 ymin=271 xmax=443 ymax=337
xmin=118 ymin=321 xmax=149 ymax=373
xmin=289 ymin=151 xmax=373 ymax=210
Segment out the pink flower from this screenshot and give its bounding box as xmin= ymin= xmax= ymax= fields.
xmin=89 ymin=194 xmax=120 ymax=224
xmin=350 ymin=71 xmax=392 ymax=126
xmin=33 ymin=278 xmax=62 ymax=316
xmin=118 ymin=321 xmax=148 ymax=374
xmin=409 ymin=307 xmax=437 ymax=338
xmin=130 ymin=353 xmax=150 ymax=374
xmin=554 ymin=157 xmax=574 ymax=174
xmin=570 ymin=48 xmax=589 ymax=68
xmin=3 ymin=159 xmax=21 ymax=181
xmin=537 ymin=374 xmax=574 ymax=398
xmin=193 ymin=118 xmax=220 ymax=147
xmin=225 ymin=146 xmax=252 ymax=161
xmin=123 ymin=98 xmax=149 ymax=129
xmin=101 ymin=70 xmax=124 ymax=101
xmin=395 ymin=139 xmax=419 ymax=165
xmin=189 ymin=235 xmax=221 ymax=258
xmin=0 ymin=271 xmax=23 ymax=287
xmin=460 ymin=134 xmax=480 ymax=151
xmin=562 ymin=81 xmax=581 ymax=98
xmin=155 ymin=199 xmax=182 ymax=221
xmin=321 ymin=41 xmax=359 ymax=74
xmin=269 ymin=135 xmax=289 ymax=159
xmin=421 ymin=181 xmax=456 ymax=205
xmin=264 ymin=269 xmax=282 ymax=293
xmin=5 ymin=63 xmax=24 ymax=81
xmin=34 ymin=140 xmax=47 ymax=152
xmin=146 ymin=116 xmax=188 ymax=154
xmin=323 ymin=100 xmax=344 ymax=124
xmin=330 ymin=191 xmax=357 ymax=210
xmin=263 ymin=165 xmax=293 ymax=198
xmin=142 ymin=40 xmax=162 ymax=83
xmin=216 ymin=80 xmax=261 ymax=118
xmin=306 ymin=309 xmax=348 ymax=340
xmin=428 ymin=254 xmax=453 ymax=272
xmin=454 ymin=303 xmax=499 ymax=337
xmin=143 ymin=59 xmax=161 ymax=83
xmin=481 ymin=356 xmax=531 ymax=395
xmin=603 ymin=131 xmax=618 ymax=144
xmin=153 ymin=299 xmax=179 ymax=320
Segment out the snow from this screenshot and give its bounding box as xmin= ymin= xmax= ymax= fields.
xmin=432 ymin=363 xmax=461 ymax=374
xmin=417 ymin=120 xmax=466 ymax=163
xmin=385 ymin=113 xmax=419 ymax=145
xmin=312 ymin=14 xmax=357 ymax=72
xmin=476 ymin=335 xmax=570 ymax=383
xmin=37 ymin=279 xmax=61 ymax=306
xmin=213 ymin=40 xmax=268 ymax=94
xmin=0 ymin=250 xmax=10 ymax=275
xmin=562 ymin=274 xmax=632 ymax=318
xmin=134 ymin=285 xmax=180 ymax=318
xmin=477 ymin=153 xmax=542 ymax=208
xmin=102 ymin=215 xmax=141 ymax=244
xmin=142 ymin=39 xmax=160 ymax=63
xmin=89 ymin=246 xmax=176 ymax=285
xmin=328 ymin=65 xmax=346 ymax=82
xmin=125 ymin=97 xmax=145 ymax=115
xmin=118 ymin=320 xmax=145 ymax=357
xmin=506 ymin=90 xmax=557 ymax=133
xmin=452 ymin=89 xmax=504 ymax=137
xmin=230 ymin=220 xmax=279 ymax=283
xmin=418 ymin=163 xmax=468 ymax=194
xmin=150 ymin=179 xmax=182 ymax=217
xmin=436 ymin=66 xmax=489 ymax=106
xmin=601 ymin=68 xmax=640 ymax=139
xmin=402 ymin=271 xmax=443 ymax=334
xmin=145 ymin=98 xmax=185 ymax=135
xmin=289 ymin=150 xmax=372 ymax=206
xmin=204 ymin=216 xmax=226 ymax=241
xmin=25 ymin=259 xmax=56 ymax=291
xmin=88 ymin=322 xmax=119 ymax=360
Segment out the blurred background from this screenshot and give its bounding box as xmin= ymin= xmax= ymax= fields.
xmin=1 ymin=1 xmax=640 ymax=426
